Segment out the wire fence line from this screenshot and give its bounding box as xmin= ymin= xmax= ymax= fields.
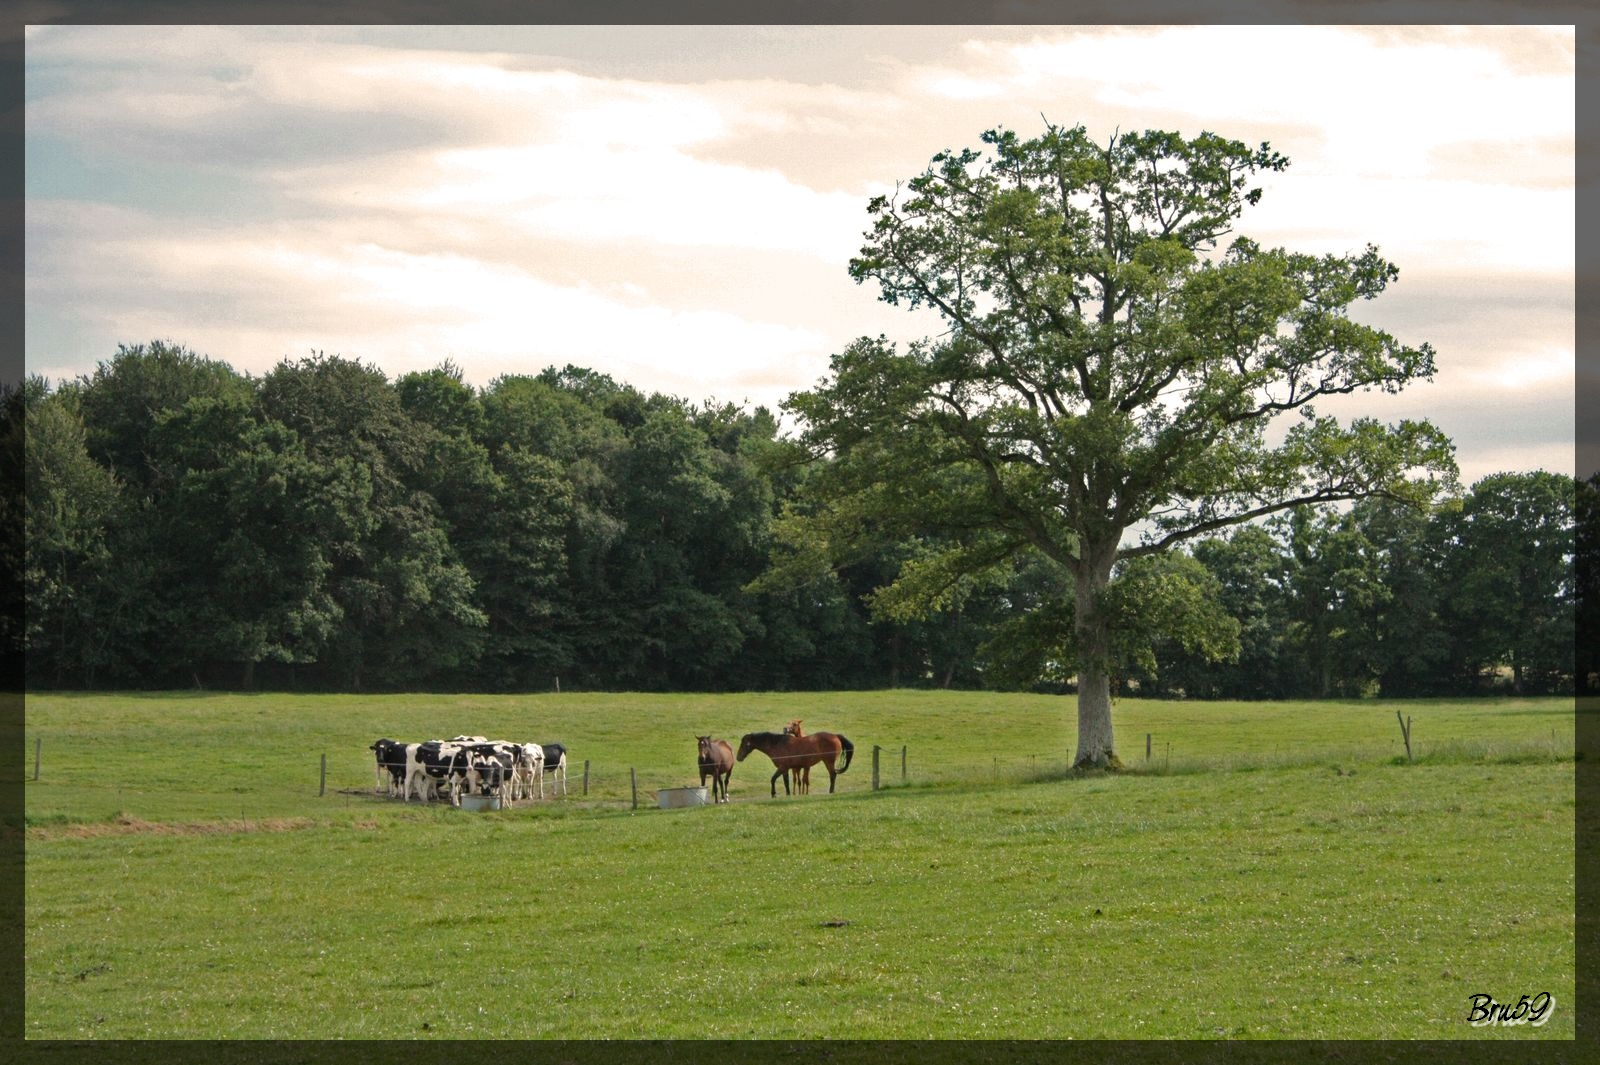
xmin=24 ymin=730 xmax=1227 ymax=819
xmin=350 ymin=741 xmax=1091 ymax=807
xmin=28 ymin=736 xmax=924 ymax=808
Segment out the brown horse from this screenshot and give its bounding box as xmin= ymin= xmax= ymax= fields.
xmin=737 ymin=724 xmax=854 ymax=795
xmin=783 ymin=719 xmax=810 ymax=793
xmin=734 ymin=731 xmax=797 ymax=797
xmin=697 ymin=735 xmax=734 ymax=803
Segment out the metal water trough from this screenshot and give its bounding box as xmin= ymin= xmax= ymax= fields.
xmin=657 ymin=786 xmax=708 ymax=810
xmin=459 ymin=792 xmax=503 ymax=812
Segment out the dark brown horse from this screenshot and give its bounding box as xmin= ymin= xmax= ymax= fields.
xmin=737 ymin=724 xmax=854 ymax=795
xmin=697 ymin=735 xmax=734 ymax=803
xmin=734 ymin=732 xmax=796 ymax=797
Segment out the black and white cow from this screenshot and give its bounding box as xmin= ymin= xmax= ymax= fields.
xmin=405 ymin=741 xmax=472 ymax=805
xmin=462 ymin=741 xmax=520 ymax=802
xmin=368 ymin=738 xmax=408 ymax=796
xmin=539 ymin=742 xmax=569 ymax=797
xmin=511 ymin=743 xmax=545 ymax=800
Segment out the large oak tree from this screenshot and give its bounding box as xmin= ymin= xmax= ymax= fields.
xmin=782 ymin=123 xmax=1456 ymax=767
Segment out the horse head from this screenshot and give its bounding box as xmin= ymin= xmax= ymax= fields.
xmin=735 ymin=733 xmax=756 ymax=761
xmin=784 ymin=719 xmax=804 ymax=736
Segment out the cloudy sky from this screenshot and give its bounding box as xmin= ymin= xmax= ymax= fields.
xmin=24 ymin=24 xmax=1575 ymax=486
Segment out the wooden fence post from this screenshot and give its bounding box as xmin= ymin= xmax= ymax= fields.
xmin=630 ymin=767 xmax=638 ymax=810
xmin=583 ymin=760 xmax=591 ymax=796
xmin=34 ymin=737 xmax=41 ymax=782
xmin=1396 ymin=711 xmax=1413 ymax=762
xmin=319 ymin=753 xmax=327 ymax=796
xmin=871 ymin=745 xmax=881 ymax=790
xmin=901 ymin=745 xmax=907 ymax=784
xmin=1146 ymin=733 xmax=1152 ymax=762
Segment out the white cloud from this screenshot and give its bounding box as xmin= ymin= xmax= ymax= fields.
xmin=313 ymin=142 xmax=861 ymax=260
xmin=25 ymin=199 xmax=830 ymax=407
xmin=917 ymin=26 xmax=1572 ymax=183
xmin=1244 ymin=174 xmax=1573 ymax=274
xmin=1458 ymin=348 xmax=1574 ymax=392
xmin=23 ymin=24 xmax=1577 ymax=472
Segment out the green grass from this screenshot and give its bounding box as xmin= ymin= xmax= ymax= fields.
xmin=21 ymin=690 xmax=1579 ymax=1040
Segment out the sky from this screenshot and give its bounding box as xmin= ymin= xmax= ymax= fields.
xmin=23 ymin=24 xmax=1576 ymax=488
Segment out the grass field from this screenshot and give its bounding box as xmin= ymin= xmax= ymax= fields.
xmin=21 ymin=690 xmax=1580 ymax=1041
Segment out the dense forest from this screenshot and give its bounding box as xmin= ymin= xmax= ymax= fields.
xmin=5 ymin=341 xmax=1588 ymax=697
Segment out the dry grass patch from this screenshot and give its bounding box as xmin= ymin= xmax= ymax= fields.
xmin=29 ymin=814 xmax=320 ymax=841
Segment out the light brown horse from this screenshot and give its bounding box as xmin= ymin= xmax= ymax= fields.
xmin=737 ymin=723 xmax=854 ymax=795
xmin=783 ymin=719 xmax=811 ymax=793
xmin=697 ymin=735 xmax=734 ymax=803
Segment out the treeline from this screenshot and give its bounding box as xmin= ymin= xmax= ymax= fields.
xmin=6 ymin=341 xmax=1589 ymax=696
xmin=1120 ymin=482 xmax=1581 ymax=699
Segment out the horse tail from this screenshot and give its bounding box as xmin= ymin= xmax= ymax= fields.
xmin=839 ymin=735 xmax=854 ymax=773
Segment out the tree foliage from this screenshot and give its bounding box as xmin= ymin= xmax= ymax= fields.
xmin=780 ymin=122 xmax=1456 ymax=765
xmin=15 ymin=341 xmax=1570 ymax=699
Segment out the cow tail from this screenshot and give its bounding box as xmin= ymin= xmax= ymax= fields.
xmin=839 ymin=736 xmax=854 ymax=773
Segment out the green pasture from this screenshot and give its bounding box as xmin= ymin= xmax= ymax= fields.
xmin=22 ymin=691 xmax=1580 ymax=1041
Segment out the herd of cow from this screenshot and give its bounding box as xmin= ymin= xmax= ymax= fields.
xmin=366 ymin=736 xmax=568 ymax=805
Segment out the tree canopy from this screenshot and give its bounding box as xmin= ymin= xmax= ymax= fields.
xmin=779 ymin=122 xmax=1457 ymax=766
xmin=13 ymin=348 xmax=1576 ymax=700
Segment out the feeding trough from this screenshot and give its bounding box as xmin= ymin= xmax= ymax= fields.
xmin=459 ymin=792 xmax=503 ymax=812
xmin=657 ymin=786 xmax=709 ymax=810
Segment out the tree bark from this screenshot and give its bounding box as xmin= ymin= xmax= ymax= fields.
xmin=1072 ymin=542 xmax=1121 ymax=769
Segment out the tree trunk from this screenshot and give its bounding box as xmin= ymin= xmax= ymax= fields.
xmin=1072 ymin=543 xmax=1121 ymax=769
xmin=1075 ymin=656 xmax=1118 ymax=768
